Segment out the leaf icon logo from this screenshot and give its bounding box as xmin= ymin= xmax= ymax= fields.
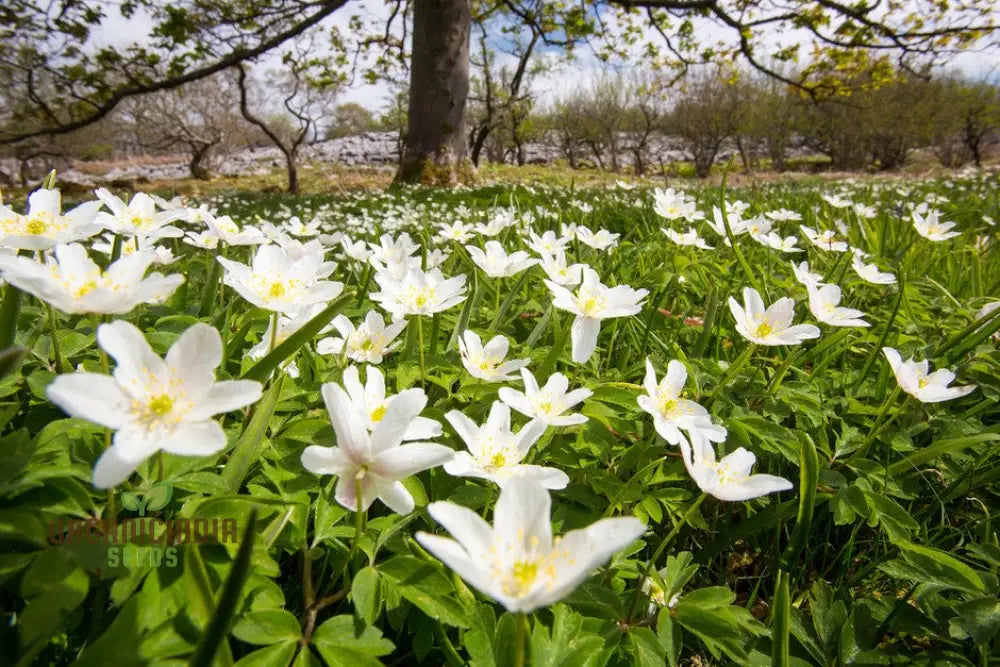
xmin=119 ymin=482 xmax=173 ymax=516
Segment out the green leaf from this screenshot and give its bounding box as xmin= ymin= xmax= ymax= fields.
xmin=0 ymin=345 xmax=27 ymax=378
xmin=351 ymin=566 xmax=381 ymax=625
xmin=232 ymin=609 xmax=302 ymax=645
xmin=189 ymin=509 xmax=258 ymax=667
xmin=233 ymin=642 xmax=298 ymax=667
xmin=310 ymin=615 xmax=394 ymax=666
xmin=771 ymin=571 xmax=791 ymax=667
xmin=378 ymin=555 xmax=470 ymax=628
xmin=882 ymin=541 xmax=987 ymax=594
xmin=949 ymin=597 xmax=1000 ymax=645
xmin=628 ymin=627 xmax=668 ymax=667
xmin=781 ymin=435 xmax=819 ymax=570
xmin=222 ymin=376 xmax=283 ymax=494
xmin=243 ymin=292 xmax=353 ymax=382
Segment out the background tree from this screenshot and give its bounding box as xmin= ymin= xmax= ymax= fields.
xmin=124 ymin=73 xmax=246 ymax=180
xmin=667 ymin=70 xmax=742 ymax=178
xmin=324 ymin=103 xmax=378 ymax=140
xmin=235 ymin=37 xmax=341 ymax=194
xmin=1 ymin=0 xmax=995 ymax=186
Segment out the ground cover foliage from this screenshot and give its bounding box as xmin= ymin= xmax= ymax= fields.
xmin=0 ymin=173 xmax=999 ymax=666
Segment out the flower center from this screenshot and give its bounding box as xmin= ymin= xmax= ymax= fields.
xmin=148 ymin=394 xmax=174 ymax=416
xmin=370 ymin=404 xmax=387 ymax=422
xmin=360 ymin=337 xmax=374 ymax=351
xmin=26 ymin=219 xmax=47 ymax=235
xmin=269 ymin=282 xmax=286 ymax=298
xmin=918 ymin=378 xmax=929 ymax=388
xmin=487 ymin=452 xmax=507 ymax=470
xmin=755 ymin=322 xmax=773 ymax=337
xmin=658 ymin=397 xmax=678 ymax=416
xmin=537 ymin=400 xmax=553 ymax=414
xmin=714 ymin=462 xmax=746 ymax=485
xmin=73 ymin=280 xmax=98 ymax=299
xmin=505 ymin=560 xmax=539 ymax=596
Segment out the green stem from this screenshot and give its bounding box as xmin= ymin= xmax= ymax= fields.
xmin=625 ymin=493 xmax=707 ymax=623
xmin=514 ymin=613 xmax=528 ymax=667
xmin=417 ymin=316 xmax=427 ymax=386
xmin=46 ymin=302 xmax=65 ymax=373
xmin=848 ymin=385 xmax=903 ymax=464
xmin=0 ymin=284 xmax=22 ymax=349
xmin=706 ymin=344 xmax=755 ymax=407
xmin=268 ymin=312 xmax=279 ymax=353
xmin=341 ymin=473 xmax=367 ymax=589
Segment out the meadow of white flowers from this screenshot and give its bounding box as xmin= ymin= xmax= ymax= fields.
xmin=0 ymin=172 xmax=997 ymax=665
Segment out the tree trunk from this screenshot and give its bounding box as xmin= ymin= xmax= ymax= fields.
xmin=189 ymin=142 xmax=215 ymax=180
xmin=470 ymin=124 xmax=490 ymax=166
xmin=285 ymin=149 xmax=299 ymax=194
xmin=395 ymin=0 xmax=473 ymax=185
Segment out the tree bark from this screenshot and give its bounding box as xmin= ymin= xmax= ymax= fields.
xmin=395 ymin=0 xmax=474 ymax=185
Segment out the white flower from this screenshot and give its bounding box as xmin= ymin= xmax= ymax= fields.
xmin=91 ymin=234 xmax=176 ymax=265
xmin=854 ymin=204 xmax=878 ymax=219
xmin=662 ymin=227 xmax=713 ymax=250
xmin=444 ymin=402 xmax=565 ymax=489
xmin=474 ymin=210 xmax=516 ymax=237
xmin=741 ymin=216 xmax=773 ymax=241
xmin=498 ymin=368 xmax=591 ymax=427
xmin=800 ymin=226 xmax=849 ymax=252
xmin=341 ymin=365 xmax=442 ymax=439
xmin=822 ymin=194 xmax=852 ymax=208
xmin=458 ymin=330 xmax=530 ymax=382
xmin=765 ymin=209 xmax=801 ymax=222
xmin=537 ymin=251 xmax=584 ymax=287
xmin=317 ymin=311 xmax=407 ymax=363
xmin=728 ymin=287 xmax=820 ymax=346
xmin=851 ymin=254 xmax=896 ymax=285
xmin=882 ymin=348 xmax=976 ymax=403
xmin=47 ymin=322 xmax=262 ymax=488
xmin=370 ymin=267 xmax=467 ymax=317
xmin=637 ymin=359 xmax=726 ymax=448
xmin=652 ymin=188 xmax=701 ymax=221
xmin=284 ymin=216 xmax=321 ymax=237
xmin=912 ymin=209 xmax=960 ymax=241
xmin=527 ymin=230 xmax=569 ymax=256
xmin=682 ymin=440 xmax=793 ymax=501
xmin=576 ymin=228 xmax=620 ymax=251
xmin=560 ymin=223 xmax=579 ymax=240
xmin=340 ymin=237 xmax=373 ymax=263
xmin=790 ymin=261 xmax=823 ymax=289
xmin=807 ymin=284 xmax=869 ymax=328
xmin=760 ymin=232 xmax=802 ymax=253
xmin=204 ymin=213 xmax=266 ymax=246
xmin=466 ymin=241 xmax=537 ymax=278
xmin=545 ymin=268 xmax=648 ymax=363
xmin=437 ymin=221 xmax=475 ymax=244
xmin=416 ymin=477 xmax=645 ymax=613
xmin=368 ymin=232 xmax=420 ymax=273
xmin=300 ymin=379 xmax=453 ymax=514
xmin=706 ymin=206 xmax=748 ymax=240
xmin=218 ymin=244 xmax=342 ymax=314
xmin=184 ymin=231 xmax=219 ymax=250
xmin=0 ymin=243 xmax=183 ymax=314
xmin=0 ymin=188 xmax=103 ymax=251
xmin=94 ymin=189 xmax=184 ymax=240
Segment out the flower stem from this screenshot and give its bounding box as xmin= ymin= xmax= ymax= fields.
xmin=46 ymin=302 xmax=65 ymax=373
xmin=848 ymin=385 xmax=902 ymax=464
xmin=625 ymin=493 xmax=707 ymax=623
xmin=341 ymin=473 xmax=367 ymax=589
xmin=417 ymin=316 xmax=427 ymax=387
xmin=706 ymin=344 xmax=755 ymax=407
xmin=268 ymin=312 xmax=279 ymax=353
xmin=514 ymin=612 xmax=529 ymax=667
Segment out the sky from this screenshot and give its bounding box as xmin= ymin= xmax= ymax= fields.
xmin=92 ymin=0 xmax=1000 ymax=116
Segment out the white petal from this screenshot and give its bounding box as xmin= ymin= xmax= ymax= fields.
xmin=570 ymin=316 xmax=601 ymax=364
xmin=92 ymin=446 xmax=143 ymax=489
xmin=187 ymin=380 xmax=262 ymax=420
xmin=158 ymin=420 xmax=227 ymax=456
xmin=47 ymin=373 xmax=132 ymax=429
xmin=301 ymin=446 xmax=353 ymax=475
xmin=372 ymin=442 xmax=454 ymax=479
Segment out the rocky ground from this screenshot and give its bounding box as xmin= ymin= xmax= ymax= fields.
xmin=2 ymin=131 xmax=810 ymax=188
